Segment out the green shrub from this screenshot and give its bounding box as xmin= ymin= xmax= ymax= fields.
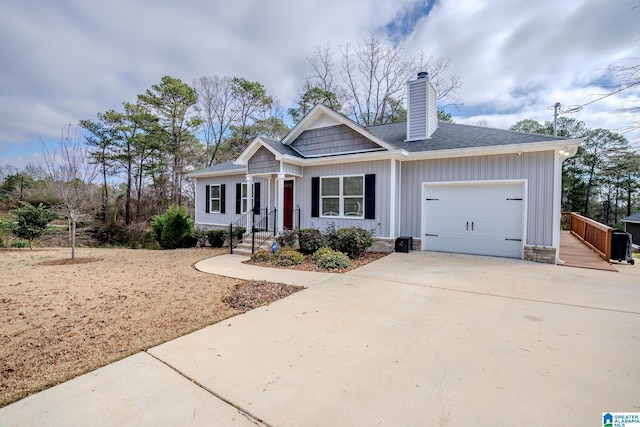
xmin=335 ymin=226 xmax=374 ymax=259
xmin=250 ymin=249 xmax=274 ymax=263
xmin=10 ymin=202 xmax=57 ymax=249
xmin=298 ymin=228 xmax=325 ymax=254
xmin=182 ymin=234 xmax=198 ymax=248
xmin=273 ymin=247 xmax=304 ymax=266
xmin=151 ymin=205 xmax=194 ymax=249
xmin=193 ymin=227 xmax=208 ymax=247
xmin=276 ymin=229 xmax=298 ymax=248
xmin=228 ymin=226 xmax=246 ymax=244
xmin=312 ymin=246 xmax=333 ymax=262
xmin=323 ymin=222 xmax=340 ymax=251
xmin=207 ymin=229 xmax=226 ymax=248
xmin=10 ymin=239 xmax=29 ymax=248
xmin=314 ymin=247 xmax=350 ymax=270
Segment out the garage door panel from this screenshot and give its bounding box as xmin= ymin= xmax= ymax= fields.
xmin=466 ymin=236 xmax=522 ymax=257
xmin=423 ymin=182 xmax=525 ymax=259
xmin=424 ymin=201 xmax=466 ymax=218
xmin=423 ymin=234 xmax=468 ymax=253
xmin=472 ymin=219 xmax=522 ymax=238
xmin=472 ymin=200 xmax=522 ymax=220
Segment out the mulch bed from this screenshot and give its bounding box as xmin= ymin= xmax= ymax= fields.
xmin=244 ymin=251 xmax=388 ymax=273
xmin=223 ymin=281 xmax=305 ymax=312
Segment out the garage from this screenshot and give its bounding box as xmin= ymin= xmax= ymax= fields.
xmin=422 ymin=181 xmax=526 ymax=258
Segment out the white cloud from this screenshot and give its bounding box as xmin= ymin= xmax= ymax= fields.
xmin=1 ymin=0 xmax=639 ymax=168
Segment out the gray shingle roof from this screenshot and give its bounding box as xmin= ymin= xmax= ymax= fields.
xmin=188 ymin=160 xmax=244 ymax=175
xmin=366 ymin=121 xmax=568 ymax=152
xmin=261 ymin=137 xmax=303 ymax=158
xmin=190 ymin=119 xmax=573 ymax=176
xmin=622 ymin=212 xmax=640 ymax=223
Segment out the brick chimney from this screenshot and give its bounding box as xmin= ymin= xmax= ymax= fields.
xmin=406 ymin=72 xmax=438 ymax=141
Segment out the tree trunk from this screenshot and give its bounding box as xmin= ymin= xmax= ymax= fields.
xmin=71 ymin=217 xmax=77 ymax=259
xmin=125 ymin=158 xmax=132 ymax=225
xmin=102 ymin=165 xmax=109 ymax=224
xmin=584 ymin=165 xmax=596 ymax=217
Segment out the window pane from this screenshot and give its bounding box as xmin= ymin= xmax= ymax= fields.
xmin=321 ymin=178 xmax=339 ymax=196
xmin=344 ymin=197 xmax=363 ymax=216
xmin=322 ymin=198 xmax=339 ymax=216
xmin=212 ymin=200 xmax=220 ymax=212
xmin=211 ymin=185 xmax=220 ymax=198
xmin=343 ymin=176 xmax=363 ymax=196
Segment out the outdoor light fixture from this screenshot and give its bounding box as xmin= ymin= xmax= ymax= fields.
xmin=558 ymin=147 xmax=572 ymax=157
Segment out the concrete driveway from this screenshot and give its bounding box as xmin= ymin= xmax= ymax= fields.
xmin=2 ymin=252 xmax=639 ymax=426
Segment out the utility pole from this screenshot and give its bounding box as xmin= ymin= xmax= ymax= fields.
xmin=553 ymin=102 xmax=561 ymax=136
xmin=548 ymin=103 xmax=582 ymax=136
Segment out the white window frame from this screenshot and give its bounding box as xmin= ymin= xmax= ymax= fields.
xmin=209 ymin=184 xmax=221 ymax=213
xmin=320 ymin=175 xmax=364 ymax=219
xmin=241 ymin=183 xmax=256 ymax=214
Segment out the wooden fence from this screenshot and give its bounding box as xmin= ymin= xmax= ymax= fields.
xmin=562 ymin=212 xmax=612 ymax=262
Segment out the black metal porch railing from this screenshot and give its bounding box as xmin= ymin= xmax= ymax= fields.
xmin=283 ymin=207 xmax=301 ymax=231
xmin=228 ymin=212 xmax=250 ymax=255
xmin=252 ymin=208 xmax=277 ymax=253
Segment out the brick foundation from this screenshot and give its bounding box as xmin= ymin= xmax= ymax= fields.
xmin=524 ymin=245 xmax=557 ymax=264
xmin=369 ymin=238 xmax=395 ymax=253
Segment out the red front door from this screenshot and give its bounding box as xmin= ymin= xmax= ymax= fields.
xmin=283 ymin=180 xmax=294 ymax=229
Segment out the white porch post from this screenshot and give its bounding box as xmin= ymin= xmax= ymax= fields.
xmin=246 ymin=175 xmax=253 ymax=232
xmin=277 ymin=173 xmax=285 ymax=232
xmin=389 ymin=159 xmax=397 ymax=238
xmin=552 ymin=152 xmax=563 ymax=265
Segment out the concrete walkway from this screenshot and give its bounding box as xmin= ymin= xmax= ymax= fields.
xmin=194 ymin=254 xmax=339 ymax=287
xmin=1 ymin=252 xmax=639 ymax=426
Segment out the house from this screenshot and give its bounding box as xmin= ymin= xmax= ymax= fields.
xmin=621 ymin=212 xmax=640 ymax=246
xmin=187 ymin=73 xmax=582 ymax=264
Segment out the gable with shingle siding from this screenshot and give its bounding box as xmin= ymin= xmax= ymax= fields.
xmin=248 ymin=146 xmax=279 ymax=174
xmin=291 ymin=124 xmax=384 ymax=157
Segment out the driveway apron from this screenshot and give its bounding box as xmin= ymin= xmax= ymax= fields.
xmin=2 ymin=252 xmax=639 ymax=426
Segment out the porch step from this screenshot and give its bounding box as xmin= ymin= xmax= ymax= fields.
xmin=231 ymin=235 xmax=277 ymax=256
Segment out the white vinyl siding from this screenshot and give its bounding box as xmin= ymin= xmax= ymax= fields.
xmin=298 ymin=161 xmax=390 ymax=237
xmin=399 ymin=151 xmax=556 ymax=247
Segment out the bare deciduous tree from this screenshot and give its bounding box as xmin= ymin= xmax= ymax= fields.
xmin=194 ymin=76 xmax=238 ymax=166
xmin=304 ymin=34 xmax=463 ymax=126
xmin=607 ymin=57 xmax=640 ymax=134
xmin=43 ymin=124 xmax=99 ymax=259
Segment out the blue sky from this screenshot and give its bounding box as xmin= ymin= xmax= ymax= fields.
xmin=1 ymin=0 xmax=638 ymax=170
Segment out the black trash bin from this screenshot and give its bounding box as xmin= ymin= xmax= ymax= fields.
xmin=395 ymin=236 xmax=413 ymax=253
xmin=611 ymin=230 xmax=634 ymax=265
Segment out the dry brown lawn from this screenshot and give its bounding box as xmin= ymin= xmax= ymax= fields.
xmin=0 ymin=247 xmax=302 ymax=408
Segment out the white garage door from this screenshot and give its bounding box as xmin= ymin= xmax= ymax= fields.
xmin=422 ymin=181 xmax=525 ymax=258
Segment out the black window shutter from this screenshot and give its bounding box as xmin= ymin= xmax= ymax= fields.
xmin=235 ymin=183 xmax=241 ymax=214
xmin=253 ymin=182 xmax=261 ymax=214
xmin=205 ymin=185 xmax=210 ymax=213
xmin=365 ymin=174 xmax=375 ymax=219
xmin=311 ymin=177 xmax=319 ymax=218
xmin=220 ymin=184 xmax=226 ymax=214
